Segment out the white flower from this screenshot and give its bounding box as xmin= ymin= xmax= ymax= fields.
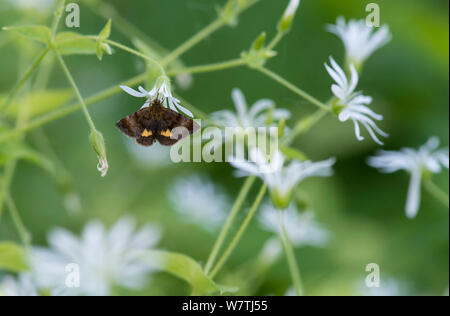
xmin=0 ymin=274 xmax=39 ymax=296
xmin=29 ymin=216 xmax=162 ymax=296
xmin=259 ymin=203 xmax=330 ymax=248
xmin=168 ymin=175 xmax=228 ymax=232
xmin=230 ymin=148 xmax=335 ymax=209
xmin=283 ymin=0 xmax=300 ymax=20
xmin=97 ymin=158 xmax=108 ymax=177
xmin=368 ymin=137 xmax=449 ymax=218
xmin=327 ymin=16 xmax=392 ymax=68
xmin=211 ymin=88 xmax=290 ymax=128
xmin=325 ymin=56 xmax=388 ymax=145
xmin=120 ymin=76 xmax=193 ymax=117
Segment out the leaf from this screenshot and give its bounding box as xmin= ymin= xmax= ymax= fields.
xmin=97 ymin=19 xmax=112 ymax=60
xmin=0 ymin=89 xmax=73 ymax=119
xmin=0 ymin=242 xmax=28 ymax=272
xmin=2 ymin=25 xmax=51 ymax=44
xmin=138 ymin=250 xmax=238 ymax=295
xmin=99 ymin=19 xmax=112 ymax=40
xmin=54 ymin=32 xmax=97 ymax=55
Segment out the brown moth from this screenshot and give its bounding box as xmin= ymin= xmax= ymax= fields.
xmin=116 ymin=99 xmax=199 ymax=146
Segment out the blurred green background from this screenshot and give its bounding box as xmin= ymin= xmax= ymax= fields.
xmin=0 ymin=0 xmax=448 ymax=295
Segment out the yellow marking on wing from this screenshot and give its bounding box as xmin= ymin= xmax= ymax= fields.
xmin=141 ymin=129 xmax=153 ymax=137
xmin=161 ymin=129 xmax=172 ymax=137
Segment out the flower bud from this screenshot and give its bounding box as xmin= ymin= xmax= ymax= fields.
xmin=90 ymin=130 xmax=108 ymax=177
xmin=252 ymin=32 xmax=266 ymax=51
xmin=278 ymin=0 xmax=300 ymax=33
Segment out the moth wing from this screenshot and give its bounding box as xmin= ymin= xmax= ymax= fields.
xmin=156 ymin=108 xmax=200 ymax=146
xmin=116 ymin=107 xmax=156 ymax=147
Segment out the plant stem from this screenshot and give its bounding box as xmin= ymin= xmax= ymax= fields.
xmin=161 ymin=0 xmax=262 ymax=66
xmin=423 ymin=179 xmax=449 ymax=209
xmin=255 ymin=66 xmax=331 ymax=111
xmin=161 ymin=19 xmax=224 ymax=66
xmin=55 ymin=52 xmax=97 ymax=132
xmin=104 ymin=39 xmax=166 ymax=76
xmin=51 ymin=0 xmax=66 ymax=41
xmin=266 ymin=31 xmax=284 ymax=50
xmin=278 ymin=210 xmax=303 ymax=296
xmin=5 ymin=193 xmax=31 ymax=248
xmin=0 ymin=47 xmax=50 ymax=117
xmin=167 ymin=58 xmax=245 ymax=77
xmin=204 ymin=176 xmax=256 ymax=275
xmin=0 ymin=161 xmax=17 ymax=221
xmin=209 ymin=183 xmax=267 ymax=279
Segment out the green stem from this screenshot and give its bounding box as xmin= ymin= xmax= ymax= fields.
xmin=103 ymin=39 xmax=166 ymax=76
xmin=255 ymin=66 xmax=331 ymax=111
xmin=204 ymin=176 xmax=256 ymax=275
xmin=0 ymin=161 xmax=17 ymax=221
xmin=55 ymin=52 xmax=97 ymax=132
xmin=278 ymin=210 xmax=303 ymax=296
xmin=161 ymin=19 xmax=224 ymax=66
xmin=0 ymin=47 xmax=50 ymax=117
xmin=161 ymin=0 xmax=261 ymax=66
xmin=5 ymin=193 xmax=31 ymax=248
xmin=266 ymin=31 xmax=284 ymax=50
xmin=423 ymin=179 xmax=449 ymax=209
xmin=167 ymin=59 xmax=245 ymax=77
xmin=51 ymin=0 xmax=66 ymax=41
xmin=209 ymin=183 xmax=267 ymax=279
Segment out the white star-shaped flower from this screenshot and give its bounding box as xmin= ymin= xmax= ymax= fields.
xmin=327 ymin=16 xmax=392 ymax=68
xmin=325 ymin=56 xmax=388 ymax=145
xmin=230 ymin=148 xmax=335 ymax=209
xmin=29 ymin=216 xmax=162 ymax=296
xmin=259 ymin=203 xmax=330 ymax=248
xmin=211 ymin=88 xmax=290 ymax=128
xmin=368 ymin=137 xmax=449 ymax=218
xmin=120 ymin=77 xmax=193 ymax=117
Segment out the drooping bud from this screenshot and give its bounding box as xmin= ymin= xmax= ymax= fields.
xmin=90 ymin=130 xmax=108 ymax=177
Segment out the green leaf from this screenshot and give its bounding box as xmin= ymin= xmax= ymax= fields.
xmin=99 ymin=19 xmax=112 ymax=40
xmin=0 ymin=89 xmax=73 ymax=119
xmin=2 ymin=25 xmax=51 ymax=44
xmin=0 ymin=242 xmax=28 ymax=272
xmin=138 ymin=250 xmax=238 ymax=295
xmin=54 ymin=32 xmax=97 ymax=55
xmin=97 ymin=19 xmax=112 ymax=60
